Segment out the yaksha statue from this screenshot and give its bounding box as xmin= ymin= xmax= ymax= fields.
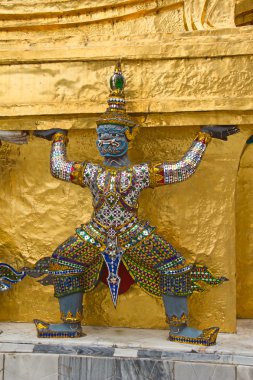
xmin=1 ymin=63 xmax=238 ymax=345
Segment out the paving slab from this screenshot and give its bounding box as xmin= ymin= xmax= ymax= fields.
xmin=0 ymin=320 xmax=253 ymax=366
xmin=0 ymin=321 xmax=253 ymax=380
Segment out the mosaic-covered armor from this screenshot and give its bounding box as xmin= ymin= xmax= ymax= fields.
xmin=49 ymin=131 xmax=223 ymax=309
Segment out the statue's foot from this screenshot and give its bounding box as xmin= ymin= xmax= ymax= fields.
xmin=169 ymin=326 xmax=219 ymax=346
xmin=34 ymin=319 xmax=84 ymax=338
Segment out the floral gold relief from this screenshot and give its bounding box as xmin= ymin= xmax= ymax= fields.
xmin=0 ymin=0 xmax=235 ymax=31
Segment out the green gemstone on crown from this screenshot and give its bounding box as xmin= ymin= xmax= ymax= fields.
xmin=110 ymin=72 xmax=125 ymax=91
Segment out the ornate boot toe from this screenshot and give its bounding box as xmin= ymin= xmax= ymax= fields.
xmin=33 ymin=319 xmax=83 ymax=338
xmin=169 ymin=326 xmax=219 ymax=346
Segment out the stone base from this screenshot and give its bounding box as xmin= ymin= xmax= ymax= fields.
xmin=0 ymin=320 xmax=253 ymax=380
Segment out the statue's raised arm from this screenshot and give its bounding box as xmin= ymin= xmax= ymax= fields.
xmin=149 ymin=125 xmax=239 ymax=187
xmin=34 ymin=129 xmax=91 ymax=187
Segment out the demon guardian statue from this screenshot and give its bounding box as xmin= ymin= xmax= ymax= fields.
xmin=0 ymin=63 xmax=238 ymax=345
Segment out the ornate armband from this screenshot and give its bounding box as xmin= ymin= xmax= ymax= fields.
xmin=70 ymin=162 xmax=86 ymax=187
xmin=61 ymin=310 xmax=83 ymax=324
xmin=149 ymin=164 xmax=164 ymax=188
xmin=195 ymin=131 xmax=211 ymax=144
xmin=167 ymin=313 xmax=188 ymax=327
xmin=52 ymin=133 xmax=69 ymax=144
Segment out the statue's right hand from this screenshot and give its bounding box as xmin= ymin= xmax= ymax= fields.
xmin=33 ymin=129 xmax=67 ymax=141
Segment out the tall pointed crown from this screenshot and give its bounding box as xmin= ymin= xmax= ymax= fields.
xmin=96 ymin=61 xmax=138 ymax=139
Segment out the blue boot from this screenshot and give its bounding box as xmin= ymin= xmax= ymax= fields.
xmin=34 ymin=292 xmax=84 ymax=338
xmin=163 ymin=295 xmax=219 ymax=346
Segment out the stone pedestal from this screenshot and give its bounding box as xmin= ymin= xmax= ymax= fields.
xmin=0 ymin=320 xmax=253 ymax=379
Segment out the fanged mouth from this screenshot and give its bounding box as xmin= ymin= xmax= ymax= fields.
xmin=100 ymin=146 xmax=119 ymax=154
xmin=97 ymin=139 xmax=120 ymax=148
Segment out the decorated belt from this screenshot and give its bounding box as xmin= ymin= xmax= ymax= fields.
xmin=76 ymin=217 xmax=155 ymax=306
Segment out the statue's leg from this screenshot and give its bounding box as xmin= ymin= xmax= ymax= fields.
xmin=34 ymin=291 xmax=84 ymax=338
xmin=33 ymin=230 xmax=102 ymax=338
xmin=163 ymin=295 xmax=201 ymax=336
xmin=123 ymin=232 xmax=223 ymax=346
xmin=163 ymin=294 xmax=219 ymax=345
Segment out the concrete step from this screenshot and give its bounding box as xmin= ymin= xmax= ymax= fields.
xmin=0 ymin=320 xmax=253 ymax=380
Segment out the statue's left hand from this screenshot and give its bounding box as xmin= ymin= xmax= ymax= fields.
xmin=201 ymin=125 xmax=240 ymax=141
xmin=33 ymin=129 xmax=67 ymax=141
xmin=0 ymin=131 xmax=28 ymax=144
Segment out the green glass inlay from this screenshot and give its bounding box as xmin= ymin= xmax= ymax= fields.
xmin=110 ymin=73 xmax=125 ymax=90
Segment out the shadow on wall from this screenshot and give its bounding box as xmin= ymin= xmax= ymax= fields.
xmin=236 ymin=136 xmax=253 ymax=318
xmin=235 ymin=0 xmax=253 ymax=26
xmin=0 ymin=229 xmax=24 ymax=269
